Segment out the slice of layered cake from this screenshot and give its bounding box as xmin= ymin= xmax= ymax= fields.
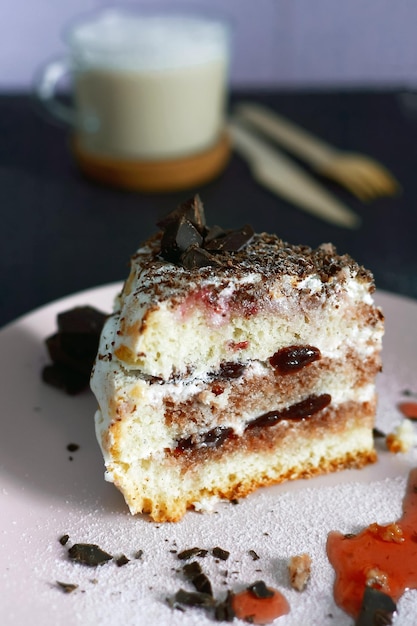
xmin=91 ymin=195 xmax=384 ymax=522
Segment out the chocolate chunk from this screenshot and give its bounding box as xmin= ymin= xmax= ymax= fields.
xmin=247 ymin=581 xmax=274 ymax=598
xmin=205 ymin=224 xmax=254 ymax=252
xmin=181 ymin=245 xmax=222 ymax=270
xmin=212 ymin=547 xmax=230 ymax=561
xmin=42 ymin=363 xmax=90 ymax=395
xmin=161 ymin=217 xmax=203 ymax=263
xmin=355 ymin=587 xmax=397 ymax=626
xmin=59 ymin=534 xmax=70 ymax=546
xmin=177 ymin=547 xmax=208 ymax=560
xmin=57 ymin=306 xmax=107 ymax=337
xmin=45 ymin=333 xmax=95 ymax=375
xmin=204 ymin=225 xmax=227 ymax=244
xmin=58 ymin=306 xmax=107 ymax=359
xmin=43 ymin=305 xmax=108 ymax=395
xmin=156 ymin=196 xmax=254 ymax=270
xmin=68 ymin=543 xmax=113 ymax=566
xmin=157 ymin=195 xmax=206 ymax=233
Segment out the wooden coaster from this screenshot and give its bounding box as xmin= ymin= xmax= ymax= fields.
xmin=72 ymin=131 xmax=231 ymax=192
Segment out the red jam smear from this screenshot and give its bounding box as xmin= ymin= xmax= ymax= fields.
xmin=327 ymin=467 xmax=417 ymax=618
xmin=398 ymin=401 xmax=417 ymax=420
xmin=269 ymin=345 xmax=321 ymax=374
xmin=232 ymin=587 xmax=290 ymax=624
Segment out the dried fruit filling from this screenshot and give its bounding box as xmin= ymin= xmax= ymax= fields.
xmin=173 ymin=344 xmax=326 ymax=454
xmin=269 ymin=345 xmax=321 ymax=374
xmin=174 ymin=393 xmax=331 ymax=454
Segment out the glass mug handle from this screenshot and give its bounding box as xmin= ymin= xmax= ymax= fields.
xmin=35 ymin=58 xmax=76 ymax=126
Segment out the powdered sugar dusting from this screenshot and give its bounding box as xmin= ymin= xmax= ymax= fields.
xmin=8 ymin=472 xmax=417 ymax=625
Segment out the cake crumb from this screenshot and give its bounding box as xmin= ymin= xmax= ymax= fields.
xmin=288 ymin=553 xmax=312 ymax=591
xmin=386 ymin=420 xmax=415 ymax=453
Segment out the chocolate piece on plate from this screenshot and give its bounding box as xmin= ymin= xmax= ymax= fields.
xmin=247 ymin=580 xmax=274 ymax=599
xmin=355 ymin=587 xmax=397 ymax=626
xmin=58 ymin=306 xmax=108 ymax=358
xmin=68 ymin=543 xmax=113 ymax=566
xmin=42 ymin=363 xmax=90 ymax=395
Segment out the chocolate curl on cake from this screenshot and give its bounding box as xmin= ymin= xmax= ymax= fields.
xmin=158 ymin=194 xmax=254 ymax=268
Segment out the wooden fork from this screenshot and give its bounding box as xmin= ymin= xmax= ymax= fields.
xmin=235 ymin=102 xmax=400 ymax=201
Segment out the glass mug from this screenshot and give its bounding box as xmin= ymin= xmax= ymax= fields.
xmin=36 ymin=8 xmax=232 ymax=191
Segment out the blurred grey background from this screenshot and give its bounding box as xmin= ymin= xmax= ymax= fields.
xmin=1 ymin=0 xmax=416 ymax=91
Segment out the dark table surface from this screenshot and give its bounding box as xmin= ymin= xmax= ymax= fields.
xmin=1 ymin=89 xmax=417 ymax=329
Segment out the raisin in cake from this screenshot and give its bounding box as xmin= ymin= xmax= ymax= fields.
xmin=91 ymin=196 xmax=384 ymax=522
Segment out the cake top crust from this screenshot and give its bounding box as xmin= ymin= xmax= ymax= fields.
xmin=123 ymin=194 xmax=374 ymax=308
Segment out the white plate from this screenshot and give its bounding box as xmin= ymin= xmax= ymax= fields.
xmin=1 ymin=285 xmax=417 ymax=626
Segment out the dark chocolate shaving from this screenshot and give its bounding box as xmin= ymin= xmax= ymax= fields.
xmin=183 ymin=561 xmax=203 ymax=578
xmin=68 ymin=543 xmax=113 ymax=566
xmin=247 ymin=580 xmax=274 ymax=599
xmin=248 ymin=550 xmax=260 ymax=561
xmin=56 ymin=581 xmax=78 ymax=593
xmin=212 ymin=547 xmax=230 ymax=561
xmin=182 ymin=561 xmax=213 ymax=595
xmin=192 ymin=573 xmax=213 ymax=596
xmin=215 ymin=591 xmax=236 ymax=622
xmin=115 ymin=554 xmax=130 ymax=567
xmin=67 ymin=443 xmax=79 ymax=452
xmin=373 ymin=427 xmax=386 ymax=439
xmin=177 ymin=547 xmax=209 ymax=560
xmin=157 ymin=195 xmax=254 ymax=268
xmin=59 ymin=534 xmax=70 ymax=546
xmin=355 ymin=587 xmax=397 ymax=626
xmin=173 ymin=589 xmax=215 ymax=608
